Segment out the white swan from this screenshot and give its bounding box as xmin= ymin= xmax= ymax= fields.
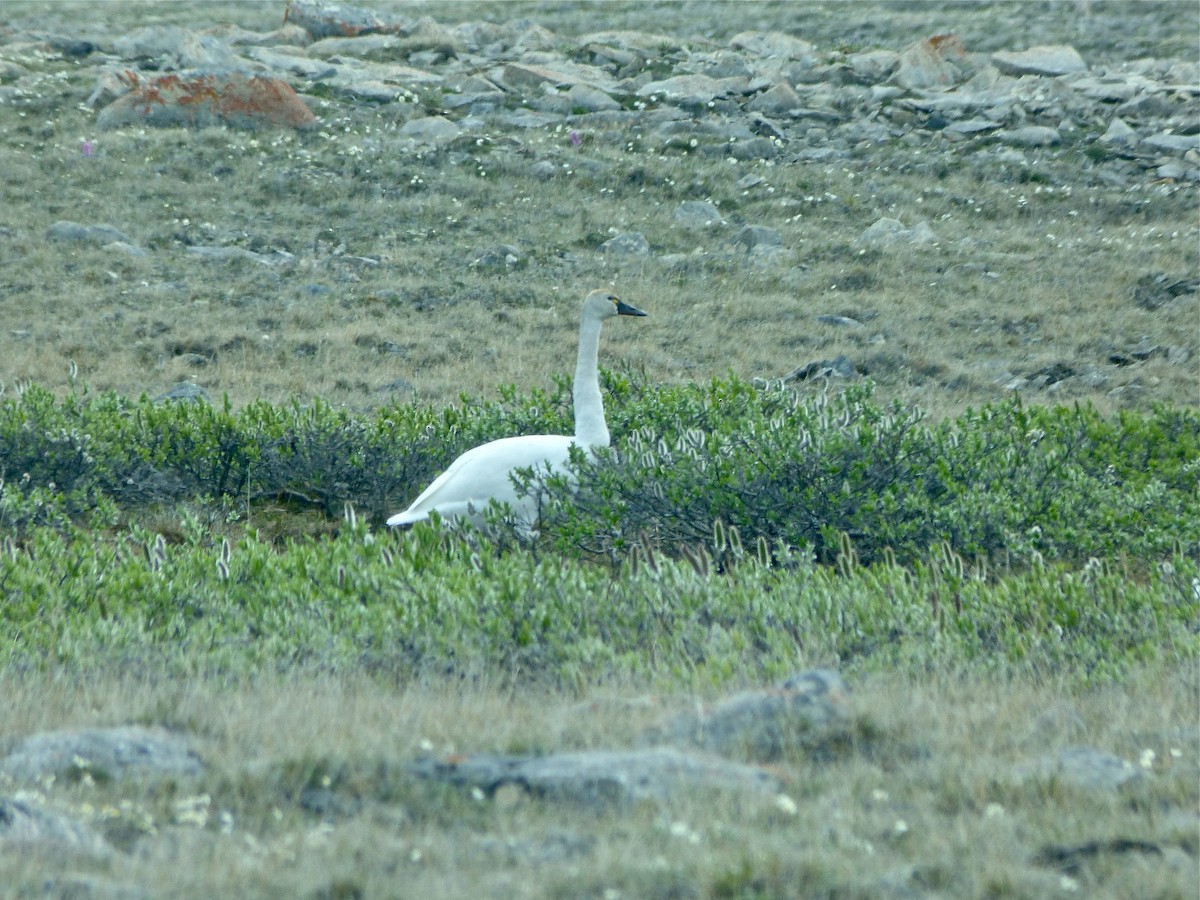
xmin=387 ymin=290 xmax=647 ymax=529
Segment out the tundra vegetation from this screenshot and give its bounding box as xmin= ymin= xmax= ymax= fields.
xmin=0 ymin=1 xmax=1196 ymax=898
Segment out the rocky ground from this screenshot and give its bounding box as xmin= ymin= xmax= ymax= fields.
xmin=0 ymin=0 xmax=1195 ymax=414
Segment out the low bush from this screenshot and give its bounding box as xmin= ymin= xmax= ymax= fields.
xmin=0 ymin=377 xmax=1195 ymax=570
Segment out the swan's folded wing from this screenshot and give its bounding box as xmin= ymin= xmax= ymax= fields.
xmin=388 ymin=434 xmax=575 ymax=525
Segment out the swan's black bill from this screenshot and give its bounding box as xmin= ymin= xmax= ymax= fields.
xmin=616 ymin=300 xmax=647 ymax=317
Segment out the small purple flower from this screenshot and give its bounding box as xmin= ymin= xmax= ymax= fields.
xmin=81 ymin=139 xmax=95 ymax=157
xmin=569 ymin=130 xmax=582 ymax=147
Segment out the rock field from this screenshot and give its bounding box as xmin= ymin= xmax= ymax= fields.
xmin=0 ymin=0 xmax=1195 ymax=412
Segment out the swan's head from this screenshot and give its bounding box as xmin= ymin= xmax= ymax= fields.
xmin=583 ymin=289 xmax=648 ymax=320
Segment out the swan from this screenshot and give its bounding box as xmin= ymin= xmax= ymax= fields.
xmin=387 ymin=290 xmax=647 ymax=529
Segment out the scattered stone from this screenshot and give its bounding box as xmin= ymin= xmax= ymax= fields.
xmin=729 ymin=224 xmax=783 ymax=251
xmin=997 ymin=125 xmax=1062 ymax=147
xmin=786 ymin=355 xmax=859 ymax=382
xmin=498 ymin=60 xmax=618 ymax=94
xmin=1 ymin=726 xmax=203 ymax=783
xmin=155 ymin=382 xmax=210 ymax=403
xmin=672 ymin=200 xmax=726 ymax=229
xmin=567 ymin=82 xmax=619 ymax=112
xmin=1070 ymin=76 xmax=1138 ymax=102
xmin=1131 ymin=273 xmax=1198 ymax=309
xmin=398 ymin=115 xmax=461 ymax=143
xmin=856 ymin=217 xmax=938 ymax=247
xmin=283 ymin=0 xmax=414 ymax=40
xmin=745 ymin=81 xmax=801 ymax=115
xmin=847 ymin=49 xmax=900 ymax=83
xmin=638 ymin=74 xmax=727 ymax=105
xmin=1100 ymin=117 xmax=1137 ymax=144
xmin=600 ymin=232 xmax=651 ymax=255
xmin=471 ymin=244 xmax=521 ymax=269
xmin=1142 ymin=131 xmax=1200 ymax=153
xmin=112 ymin=25 xmax=243 ymax=70
xmin=97 ymin=73 xmax=317 ymax=131
xmin=944 ymin=117 xmax=1003 ymax=139
xmin=992 ymin=45 xmax=1087 ymax=77
xmin=0 ymin=797 xmax=109 ymax=856
xmin=893 ymin=33 xmax=971 ymax=91
xmin=410 ymin=746 xmax=782 ymax=807
xmin=650 ymin=670 xmax=851 ymax=762
xmin=1115 ymin=91 xmax=1176 ymax=120
xmin=45 ymin=221 xmax=134 ymax=247
xmin=1013 ymin=746 xmax=1146 ymax=792
xmin=729 ymin=31 xmax=815 ymax=62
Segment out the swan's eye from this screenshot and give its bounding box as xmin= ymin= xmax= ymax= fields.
xmin=608 ymin=295 xmax=620 ymax=304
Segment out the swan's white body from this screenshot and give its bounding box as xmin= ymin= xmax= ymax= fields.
xmin=387 ymin=291 xmax=646 ymax=529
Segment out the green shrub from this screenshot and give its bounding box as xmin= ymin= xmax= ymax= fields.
xmin=0 ymin=377 xmax=1195 ymax=571
xmin=546 ymin=378 xmax=1200 ymax=567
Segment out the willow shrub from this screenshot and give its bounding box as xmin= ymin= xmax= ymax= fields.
xmin=0 ymin=377 xmax=1195 ymax=568
xmin=543 ymin=377 xmax=1199 ymax=567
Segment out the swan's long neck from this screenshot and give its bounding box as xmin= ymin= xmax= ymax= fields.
xmin=573 ymin=313 xmax=609 ymax=447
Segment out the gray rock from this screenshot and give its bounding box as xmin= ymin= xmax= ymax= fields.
xmin=1069 ymin=76 xmax=1138 ymax=102
xmin=998 ymin=125 xmax=1062 ymax=146
xmin=398 ymin=115 xmax=461 ymax=144
xmin=1115 ymin=91 xmax=1176 ymax=119
xmin=567 ymin=82 xmax=619 ymax=112
xmin=0 ymin=797 xmax=108 ymax=855
xmin=672 ymin=200 xmax=726 ymax=229
xmin=638 ymin=74 xmax=726 ymax=105
xmin=1143 ymin=132 xmax=1200 ymax=153
xmin=308 ymin=34 xmax=405 ymax=58
xmin=155 ymin=382 xmax=210 ymax=403
xmin=651 ymin=670 xmax=851 ymax=761
xmin=112 ymin=26 xmax=242 ymax=70
xmin=471 ymin=244 xmax=521 ymax=268
xmin=283 ymin=0 xmax=413 ymax=40
xmin=244 ymin=46 xmax=338 ymax=79
xmin=847 ymin=49 xmax=900 ymax=84
xmin=944 ymin=117 xmax=1003 ymax=139
xmin=1013 ymin=746 xmax=1147 ymax=792
xmin=411 ymin=746 xmax=782 ymax=807
xmin=1 ymin=726 xmax=202 ymax=783
xmin=576 ymin=30 xmax=682 ymax=52
xmin=530 ymin=160 xmax=561 ymax=180
xmin=856 ymin=217 xmax=938 ymax=247
xmin=1100 ymin=117 xmax=1137 ymax=144
xmin=893 ymin=34 xmax=971 ymax=90
xmin=786 ymin=355 xmax=859 ymax=382
xmin=729 ymin=224 xmax=783 ymax=251
xmin=45 ymin=221 xmax=133 ymax=247
xmin=745 ymin=81 xmax=801 ymax=115
xmin=601 ymin=232 xmax=650 ymax=255
xmin=992 ymin=45 xmax=1087 ymax=77
xmin=729 ymin=31 xmax=815 ymax=62
xmin=498 ymin=59 xmax=618 ymax=94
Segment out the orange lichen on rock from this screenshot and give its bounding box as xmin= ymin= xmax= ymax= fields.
xmin=97 ymin=72 xmax=317 ymax=131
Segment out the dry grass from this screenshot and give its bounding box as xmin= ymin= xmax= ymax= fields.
xmin=1 ymin=664 xmax=1196 ymax=898
xmin=0 ymin=4 xmax=1196 ymax=418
